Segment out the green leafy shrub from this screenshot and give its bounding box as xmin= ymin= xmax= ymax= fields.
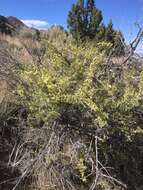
xmin=17 ymin=41 xmax=111 ymax=127
xmin=16 ymin=38 xmax=143 ymax=190
xmin=17 ymin=40 xmax=143 ymax=136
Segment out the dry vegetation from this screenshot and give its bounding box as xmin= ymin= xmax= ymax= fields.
xmin=0 ymin=26 xmax=143 ymax=190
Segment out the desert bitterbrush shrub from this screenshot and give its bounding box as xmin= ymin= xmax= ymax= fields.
xmin=17 ymin=41 xmax=111 ymax=127
xmin=15 ymin=37 xmax=143 ymax=190
xmin=17 ymin=40 xmax=143 ymax=136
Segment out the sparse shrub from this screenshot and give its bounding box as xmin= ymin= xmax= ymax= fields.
xmin=41 ymin=25 xmax=68 ymax=46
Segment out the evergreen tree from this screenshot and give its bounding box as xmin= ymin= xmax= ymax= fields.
xmin=67 ymin=0 xmax=103 ymax=41
xmin=67 ymin=0 xmax=86 ymax=41
xmin=104 ymin=20 xmax=125 ymax=55
xmin=105 ymin=20 xmax=115 ymax=43
xmin=96 ymin=23 xmax=106 ymax=41
xmin=87 ymin=0 xmax=94 ymax=9
xmin=67 ymin=0 xmax=125 ymax=55
xmin=89 ymin=7 xmax=102 ymax=38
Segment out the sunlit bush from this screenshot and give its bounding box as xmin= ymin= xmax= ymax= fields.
xmin=15 ymin=38 xmax=143 ymax=190
xmin=18 ymin=41 xmax=111 ymax=126
xmin=17 ymin=39 xmax=143 ymax=136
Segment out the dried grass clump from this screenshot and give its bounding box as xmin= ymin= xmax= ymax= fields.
xmin=7 ymin=120 xmax=125 ymax=190
xmin=41 ymin=26 xmax=69 ymax=45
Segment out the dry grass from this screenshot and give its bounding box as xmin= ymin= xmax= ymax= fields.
xmin=0 ymin=80 xmax=9 ymax=103
xmin=0 ymin=28 xmax=142 ymax=190
xmin=0 ymin=32 xmax=35 ymax=64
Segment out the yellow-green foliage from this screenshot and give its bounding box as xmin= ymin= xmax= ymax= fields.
xmin=100 ymin=65 xmax=143 ymax=137
xmin=76 ymin=157 xmax=87 ymax=182
xmin=18 ymin=41 xmax=111 ymax=126
xmin=17 ymin=39 xmax=143 ymax=136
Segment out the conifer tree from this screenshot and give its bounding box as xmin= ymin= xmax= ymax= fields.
xmin=105 ymin=20 xmax=125 ymax=56
xmin=105 ymin=20 xmax=115 ymax=43
xmin=67 ymin=0 xmax=103 ymax=41
xmin=67 ymin=0 xmax=86 ymax=41
xmin=87 ymin=0 xmax=94 ymax=9
xmin=89 ymin=7 xmax=102 ymax=38
xmin=67 ymin=0 xmax=125 ymax=55
xmin=96 ymin=23 xmax=106 ymax=41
